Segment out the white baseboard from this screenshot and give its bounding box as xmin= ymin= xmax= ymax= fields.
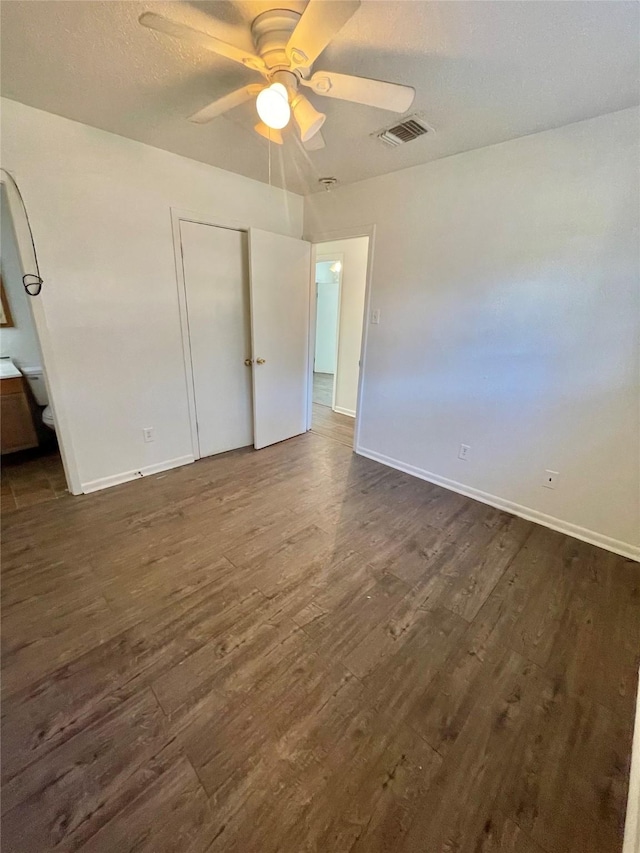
xmin=356 ymin=446 xmax=640 ymax=562
xmin=334 ymin=406 xmax=356 ymax=418
xmin=625 ymin=667 xmax=640 ymax=853
xmin=81 ymin=454 xmax=194 ymax=494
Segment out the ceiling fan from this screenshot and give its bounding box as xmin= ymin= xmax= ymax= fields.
xmin=139 ymin=1 xmax=415 ymax=150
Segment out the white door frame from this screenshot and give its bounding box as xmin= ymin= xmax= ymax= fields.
xmin=170 ymin=206 xmax=256 ymax=461
xmin=305 ymin=225 xmax=376 ymax=452
xmin=0 ymin=171 xmax=82 ymax=495
xmin=314 ymin=251 xmax=344 ymax=412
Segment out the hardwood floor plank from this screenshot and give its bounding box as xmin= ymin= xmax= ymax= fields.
xmin=1 ymin=585 xmax=120 ymax=698
xmin=301 ymin=571 xmax=410 ymax=662
xmin=151 ymin=611 xmax=301 ymax=718
xmin=407 ymin=624 xmax=538 ymax=758
xmin=76 ymin=755 xmax=215 ymax=853
xmin=496 ymin=678 xmax=631 ymax=853
xmin=1 ymin=582 xmax=264 ymax=782
xmin=346 ymin=724 xmax=443 ymax=853
xmin=436 ymin=514 xmax=533 ymax=621
xmin=397 ymin=649 xmax=542 ymax=852
xmin=277 ymin=715 xmax=439 ymax=853
xmin=1 ymin=690 xmax=169 ymax=852
xmin=311 ymin=402 xmax=354 ymax=447
xmin=460 ymin=811 xmax=547 ymax=853
xmin=312 ymin=372 xmax=334 ymax=407
xmin=188 ymin=678 xmax=368 ymax=853
xmin=179 ymin=637 xmax=357 ymax=801
xmin=543 ymin=542 xmax=640 ymax=721
xmin=345 ymin=604 xmax=467 ymax=721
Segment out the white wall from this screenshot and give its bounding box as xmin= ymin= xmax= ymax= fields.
xmin=0 ymin=98 xmax=303 ymax=492
xmin=314 ymin=263 xmax=339 ymax=375
xmin=0 ymin=184 xmax=42 ymax=368
xmin=305 ymin=108 xmax=640 ymax=557
xmin=316 ymin=237 xmax=369 ymax=418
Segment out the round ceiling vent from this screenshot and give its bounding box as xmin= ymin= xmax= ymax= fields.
xmin=318 ymin=177 xmax=337 ymax=191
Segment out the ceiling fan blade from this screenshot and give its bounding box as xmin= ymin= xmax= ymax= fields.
xmin=286 ymin=0 xmax=360 ymax=70
xmin=188 ymin=85 xmax=263 ymax=124
xmin=301 ymin=71 xmax=415 ymax=113
xmin=303 ymin=130 xmax=325 ymax=151
xmin=139 ymin=12 xmax=265 ymax=73
xmin=254 ymin=123 xmax=284 ymax=145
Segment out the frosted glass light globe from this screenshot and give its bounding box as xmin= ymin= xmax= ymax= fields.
xmin=256 ymin=83 xmax=291 ymax=130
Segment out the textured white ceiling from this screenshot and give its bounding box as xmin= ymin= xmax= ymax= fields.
xmin=1 ymin=1 xmax=638 ymax=195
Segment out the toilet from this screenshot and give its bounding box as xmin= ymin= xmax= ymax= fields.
xmin=42 ymin=405 xmax=55 ymax=430
xmin=21 ymin=366 xmax=56 ymax=431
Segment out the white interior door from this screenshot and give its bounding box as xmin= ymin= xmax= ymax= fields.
xmin=248 ymin=229 xmax=311 ymax=449
xmin=180 ymin=220 xmax=253 ymax=457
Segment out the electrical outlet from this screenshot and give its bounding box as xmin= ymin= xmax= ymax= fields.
xmin=458 ymin=443 xmax=470 ymax=461
xmin=371 ymin=309 xmax=381 ymax=325
xmin=143 ymin=427 xmax=154 ymax=443
xmin=542 ymin=469 xmax=559 ymax=489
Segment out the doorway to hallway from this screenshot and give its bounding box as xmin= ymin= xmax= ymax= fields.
xmin=310 ymin=236 xmax=369 ymax=448
xmin=313 ymin=254 xmax=341 ymax=413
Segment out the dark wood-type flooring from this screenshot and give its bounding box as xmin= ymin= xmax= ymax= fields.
xmin=313 ymin=371 xmax=334 ymax=407
xmin=1 ymin=448 xmax=67 ymax=512
xmin=311 ymin=402 xmax=354 ymax=447
xmin=1 ymin=429 xmax=638 ymax=853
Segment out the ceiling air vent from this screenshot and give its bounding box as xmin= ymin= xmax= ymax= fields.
xmin=375 ymin=114 xmax=433 ymax=147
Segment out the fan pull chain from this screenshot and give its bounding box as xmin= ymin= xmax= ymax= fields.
xmin=268 ymin=132 xmax=272 ymax=187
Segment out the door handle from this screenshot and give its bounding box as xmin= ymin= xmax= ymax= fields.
xmin=244 ymin=359 xmax=253 ymax=366
xmin=256 ymin=358 xmax=266 ymax=365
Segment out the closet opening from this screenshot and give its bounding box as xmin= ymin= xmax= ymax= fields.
xmin=173 ymin=211 xmax=312 ymax=461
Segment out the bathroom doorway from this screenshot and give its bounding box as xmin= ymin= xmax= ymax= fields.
xmin=0 ymin=182 xmax=67 ymax=511
xmin=310 ymin=235 xmax=370 ymax=448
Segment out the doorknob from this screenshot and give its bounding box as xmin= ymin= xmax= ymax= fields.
xmin=244 ymin=358 xmax=253 ymax=366
xmin=256 ymin=358 xmax=266 ymax=365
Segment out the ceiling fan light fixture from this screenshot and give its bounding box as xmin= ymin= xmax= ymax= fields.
xmin=140 ymin=3 xmax=417 ymax=154
xmin=256 ymin=82 xmax=290 ymax=130
xmin=254 ymin=122 xmax=284 ymax=145
xmin=292 ymin=94 xmax=326 ymax=142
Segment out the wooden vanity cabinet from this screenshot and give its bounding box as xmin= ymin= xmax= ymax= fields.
xmin=1 ymin=377 xmax=38 ymax=454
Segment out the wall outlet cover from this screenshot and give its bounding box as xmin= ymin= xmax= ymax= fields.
xmin=458 ymin=443 xmax=470 ymax=461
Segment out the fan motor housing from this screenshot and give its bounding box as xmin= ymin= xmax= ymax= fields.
xmin=251 ymin=9 xmax=301 ymax=72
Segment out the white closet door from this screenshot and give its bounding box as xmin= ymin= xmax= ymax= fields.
xmin=180 ymin=221 xmax=253 ymax=457
xmin=248 ymin=229 xmax=311 ymax=449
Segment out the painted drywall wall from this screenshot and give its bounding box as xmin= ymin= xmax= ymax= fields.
xmin=305 ymin=108 xmax=640 ymax=556
xmin=0 ymin=184 xmax=42 ymax=368
xmin=314 ymin=268 xmax=339 ymax=375
xmin=315 ymin=237 xmax=369 ymax=418
xmin=0 ymin=98 xmax=303 ymax=491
